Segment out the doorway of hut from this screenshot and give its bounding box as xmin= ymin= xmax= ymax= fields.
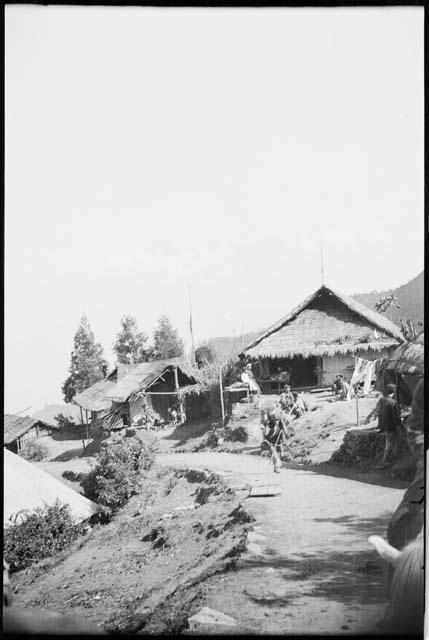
xmin=290 ymin=356 xmax=318 ymax=389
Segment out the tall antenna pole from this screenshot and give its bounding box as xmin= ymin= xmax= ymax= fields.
xmin=188 ymin=282 xmax=195 ymax=363
xmin=321 ymin=244 xmax=325 ymax=285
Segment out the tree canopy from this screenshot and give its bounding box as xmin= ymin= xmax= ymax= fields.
xmin=113 ymin=315 xmax=151 ymax=364
xmin=152 ymin=315 xmax=184 ymax=360
xmin=62 ymin=315 xmax=108 ymax=402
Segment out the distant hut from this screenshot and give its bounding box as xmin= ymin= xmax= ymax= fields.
xmin=240 ymin=284 xmax=404 ymax=393
xmin=3 ymin=415 xmax=51 ymax=454
xmin=74 ymin=358 xmax=201 ymax=427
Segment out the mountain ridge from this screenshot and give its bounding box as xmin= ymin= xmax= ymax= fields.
xmin=205 ymin=271 xmax=423 ymax=361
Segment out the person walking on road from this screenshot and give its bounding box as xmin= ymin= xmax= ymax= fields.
xmin=366 ymin=383 xmax=403 ymax=469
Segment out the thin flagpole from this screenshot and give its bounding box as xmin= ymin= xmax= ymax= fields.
xmin=321 ymin=244 xmax=325 ymax=285
xmin=188 ymin=282 xmax=195 ymax=363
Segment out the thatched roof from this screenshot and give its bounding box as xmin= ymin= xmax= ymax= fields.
xmin=105 ymin=358 xmax=198 ymax=403
xmin=4 ymin=415 xmax=38 ymax=445
xmin=74 ymin=358 xmax=199 ymax=410
xmin=241 ymin=284 xmax=403 ymax=359
xmin=74 ymin=379 xmax=117 ymax=412
xmin=385 ymin=330 xmax=424 ymax=376
xmin=73 ymin=365 xmax=131 ymax=411
xmin=4 ymin=449 xmax=98 ymax=527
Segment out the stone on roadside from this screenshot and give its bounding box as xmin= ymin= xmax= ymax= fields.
xmin=187 ymin=607 xmax=237 ymax=631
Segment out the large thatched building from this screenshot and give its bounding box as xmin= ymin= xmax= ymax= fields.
xmin=240 ymin=284 xmax=404 ymax=392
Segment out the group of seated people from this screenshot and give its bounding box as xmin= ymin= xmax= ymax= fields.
xmin=279 ymin=384 xmax=309 ymax=418
xmin=332 ymin=374 xmax=380 ymax=401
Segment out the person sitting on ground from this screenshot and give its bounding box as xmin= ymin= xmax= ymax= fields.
xmin=279 ymin=384 xmax=294 ymax=412
xmin=332 ymin=374 xmax=344 ymax=396
xmin=291 ymin=392 xmax=308 ymax=418
xmin=365 ymin=383 xmax=403 ymax=469
xmin=334 ymin=375 xmax=352 ymax=401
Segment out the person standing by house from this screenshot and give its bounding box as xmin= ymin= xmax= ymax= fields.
xmin=365 ymin=383 xmax=403 ymax=469
xmin=241 ymin=363 xmax=261 ymax=401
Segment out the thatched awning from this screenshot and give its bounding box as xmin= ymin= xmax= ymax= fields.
xmin=245 ymin=340 xmax=399 ymax=359
xmin=74 ymin=379 xmax=116 ymax=412
xmin=385 ymin=330 xmax=424 ymax=376
xmin=241 ymin=284 xmax=403 ymax=360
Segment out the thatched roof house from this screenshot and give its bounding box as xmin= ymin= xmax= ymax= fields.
xmin=384 ymin=330 xmax=424 ymax=377
xmin=240 ymin=284 xmax=404 ymax=392
xmin=4 ymin=449 xmax=98 ymax=527
xmin=74 ymin=358 xmax=200 ymax=425
xmin=381 ymin=330 xmax=423 ymax=403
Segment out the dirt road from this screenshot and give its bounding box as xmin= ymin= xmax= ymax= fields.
xmin=158 ymin=451 xmax=403 ymax=634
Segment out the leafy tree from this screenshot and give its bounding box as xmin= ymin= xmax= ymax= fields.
xmin=152 ymin=315 xmax=184 ymax=360
xmin=195 ymin=342 xmax=217 ymax=368
xmin=62 ymin=315 xmax=108 ymax=402
xmin=375 ymin=294 xmax=400 ymax=314
xmin=113 ymin=315 xmax=151 ymax=364
xmin=375 ymin=294 xmax=417 ymax=341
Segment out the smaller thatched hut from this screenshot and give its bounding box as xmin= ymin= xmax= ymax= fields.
xmin=3 ymin=415 xmax=51 ymax=454
xmin=74 ymin=358 xmax=201 ymax=426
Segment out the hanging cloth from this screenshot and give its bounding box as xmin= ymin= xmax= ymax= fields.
xmin=362 ymin=360 xmax=376 ymax=396
xmin=350 ymin=357 xmax=366 ymax=388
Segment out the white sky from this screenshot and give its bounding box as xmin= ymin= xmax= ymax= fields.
xmin=5 ymin=6 xmax=424 ymax=413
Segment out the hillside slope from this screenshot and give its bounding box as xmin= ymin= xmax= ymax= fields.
xmin=352 ymin=271 xmax=423 ymax=327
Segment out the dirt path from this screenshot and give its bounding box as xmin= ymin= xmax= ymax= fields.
xmin=158 ymin=451 xmax=403 ymax=634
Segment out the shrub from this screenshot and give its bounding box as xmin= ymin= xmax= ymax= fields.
xmin=4 ymin=501 xmax=83 ymax=574
xmin=19 ymin=438 xmax=49 ymax=461
xmin=55 ymin=412 xmax=77 ymax=430
xmin=81 ymin=438 xmax=155 ymax=520
xmin=223 ymin=425 xmax=248 ymax=443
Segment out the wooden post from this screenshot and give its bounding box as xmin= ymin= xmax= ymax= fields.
xmin=219 ymin=365 xmax=225 ymax=426
xmin=79 ymin=407 xmax=84 ymax=426
xmin=173 ymin=366 xmax=179 ymax=390
xmin=355 ymin=394 xmax=359 ymax=426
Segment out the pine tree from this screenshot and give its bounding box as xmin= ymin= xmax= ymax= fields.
xmin=113 ymin=315 xmax=151 ymax=365
xmin=62 ymin=315 xmax=108 ymax=402
xmin=152 ymin=315 xmax=184 ymax=360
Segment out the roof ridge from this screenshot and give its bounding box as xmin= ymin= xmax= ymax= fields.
xmin=240 ymin=284 xmax=404 ymax=355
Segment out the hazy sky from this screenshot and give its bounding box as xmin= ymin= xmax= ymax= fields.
xmin=5 ymin=6 xmax=423 ymax=413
